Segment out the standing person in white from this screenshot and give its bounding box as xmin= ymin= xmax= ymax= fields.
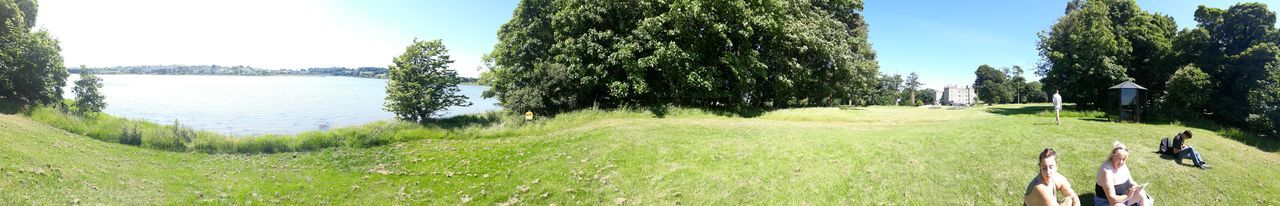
xmin=1053 ymin=90 xmax=1063 ymax=125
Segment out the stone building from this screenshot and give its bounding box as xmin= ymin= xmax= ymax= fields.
xmin=941 ymin=85 xmax=975 ymax=106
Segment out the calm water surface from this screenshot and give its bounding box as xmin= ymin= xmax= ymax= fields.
xmin=63 ymin=74 xmax=499 ymax=135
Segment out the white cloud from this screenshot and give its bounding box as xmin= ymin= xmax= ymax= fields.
xmin=37 ymin=0 xmax=484 ymax=77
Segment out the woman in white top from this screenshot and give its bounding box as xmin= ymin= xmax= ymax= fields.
xmin=1094 ymin=141 xmax=1153 ymax=206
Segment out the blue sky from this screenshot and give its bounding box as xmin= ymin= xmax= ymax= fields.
xmin=865 ymin=0 xmax=1277 ymax=89
xmin=39 ymin=0 xmax=1278 ymax=88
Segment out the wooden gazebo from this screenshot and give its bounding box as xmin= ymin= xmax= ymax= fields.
xmin=1109 ymin=81 xmax=1147 ymax=122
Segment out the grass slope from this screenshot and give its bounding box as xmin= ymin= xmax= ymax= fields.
xmin=0 ymin=104 xmax=1277 ymax=205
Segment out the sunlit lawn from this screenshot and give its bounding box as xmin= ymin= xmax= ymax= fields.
xmin=1 ymin=104 xmax=1277 ymax=205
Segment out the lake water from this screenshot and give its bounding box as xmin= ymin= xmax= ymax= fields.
xmin=62 ymin=74 xmax=500 ymax=135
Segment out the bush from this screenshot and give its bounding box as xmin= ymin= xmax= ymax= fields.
xmin=169 ymin=120 xmax=196 ymax=148
xmin=1164 ymin=65 xmax=1212 ymax=118
xmin=119 ymin=123 xmax=142 ymax=146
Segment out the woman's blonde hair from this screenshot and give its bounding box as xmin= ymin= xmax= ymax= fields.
xmin=1109 ymin=141 xmax=1128 ymax=161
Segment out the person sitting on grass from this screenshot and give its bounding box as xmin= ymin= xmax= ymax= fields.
xmin=1024 ymin=148 xmax=1081 ymax=206
xmin=1094 ymin=142 xmax=1153 ymax=206
xmin=1171 ymin=130 xmax=1209 ymax=169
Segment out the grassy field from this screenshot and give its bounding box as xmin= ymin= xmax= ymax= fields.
xmin=1 ymin=104 xmax=1277 ymax=205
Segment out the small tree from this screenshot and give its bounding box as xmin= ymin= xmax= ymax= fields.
xmin=169 ymin=120 xmax=195 ymax=150
xmin=72 ymin=69 xmax=106 ymax=115
xmin=904 ymin=72 xmax=923 ymax=106
xmin=384 ymin=39 xmax=471 ymax=123
xmin=119 ymin=123 xmax=141 ymax=146
xmin=1164 ymin=65 xmax=1212 ymax=117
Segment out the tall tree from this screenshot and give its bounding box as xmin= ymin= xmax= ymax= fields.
xmin=1109 ymin=0 xmax=1179 ymax=100
xmin=487 ymin=0 xmax=879 ymax=114
xmin=974 ymin=65 xmax=1011 ymax=105
xmin=0 ymin=0 xmax=66 ymax=106
xmin=1177 ymin=3 xmax=1280 ymax=129
xmin=904 ymin=72 xmax=922 ymax=105
xmin=384 ymin=39 xmax=471 ymax=124
xmin=1038 ymin=0 xmax=1177 ymax=109
xmin=1005 ymin=66 xmax=1026 ymax=103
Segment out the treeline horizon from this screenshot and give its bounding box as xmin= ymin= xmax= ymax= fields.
xmin=70 ymin=65 xmax=392 ymax=79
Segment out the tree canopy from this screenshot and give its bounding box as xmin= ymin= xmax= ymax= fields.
xmin=1037 ymin=0 xmax=1177 ymax=109
xmin=0 ymin=0 xmax=66 ymax=106
xmin=1039 ymin=1 xmax=1280 ymax=136
xmin=1176 ymin=3 xmax=1280 ymax=128
xmin=484 ymin=0 xmax=879 ymax=114
xmin=974 ymin=65 xmax=1011 ymax=105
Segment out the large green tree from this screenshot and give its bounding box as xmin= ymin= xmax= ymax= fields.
xmin=1038 ymin=0 xmax=1177 ymax=109
xmin=974 ymin=65 xmax=1011 ymax=105
xmin=486 ymin=0 xmax=879 ymax=114
xmin=1175 ymin=3 xmax=1280 ymax=133
xmin=1024 ymin=81 xmax=1047 ymax=102
xmin=0 ymin=0 xmax=66 ymax=106
xmin=872 ymin=73 xmax=903 ymax=105
xmin=384 ymin=39 xmax=471 ymax=124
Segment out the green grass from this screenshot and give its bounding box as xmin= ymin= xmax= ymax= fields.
xmin=1 ymin=104 xmax=1277 ymax=204
xmin=23 ymin=102 xmax=679 ymax=154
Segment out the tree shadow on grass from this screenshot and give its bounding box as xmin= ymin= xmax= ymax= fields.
xmin=1218 ymin=129 xmax=1279 ymax=153
xmin=1082 ymin=118 xmax=1111 ymax=123
xmin=705 ymin=106 xmax=765 ymax=118
xmin=1140 ymin=117 xmax=1279 ymax=153
xmin=1152 ymin=151 xmax=1202 ymax=168
xmin=989 ymin=104 xmax=1280 ymax=154
xmin=430 ymin=112 xmax=505 ymax=130
xmin=0 ymin=98 xmax=27 ymax=114
xmin=649 ymin=105 xmax=767 ymax=119
xmin=986 ymin=105 xmax=1056 ymax=116
xmin=1078 ymin=193 xmax=1097 ymax=206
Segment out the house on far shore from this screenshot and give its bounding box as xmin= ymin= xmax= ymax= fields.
xmin=941 ymin=85 xmax=976 ymax=106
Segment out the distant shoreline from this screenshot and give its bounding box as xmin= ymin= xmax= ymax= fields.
xmin=69 ymin=73 xmax=487 ymax=86
xmin=69 ymin=65 xmax=481 ymax=83
xmin=78 ymin=73 xmax=389 ymax=79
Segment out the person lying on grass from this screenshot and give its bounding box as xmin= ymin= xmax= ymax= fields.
xmin=1171 ymin=130 xmax=1209 ymax=169
xmin=1094 ymin=141 xmax=1153 ymax=206
xmin=1024 ymin=148 xmax=1081 ymax=206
